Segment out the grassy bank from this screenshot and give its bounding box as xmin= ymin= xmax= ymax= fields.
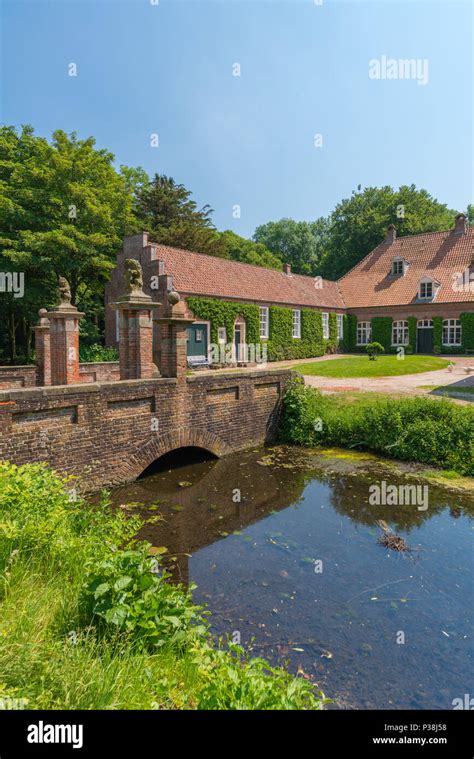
xmin=291 ymin=355 xmax=449 ymax=378
xmin=0 ymin=462 xmax=327 ymax=710
xmin=280 ymin=380 xmax=474 ymax=475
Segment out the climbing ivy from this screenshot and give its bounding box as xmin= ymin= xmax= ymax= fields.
xmin=186 ymin=296 xmax=338 ymax=362
xmin=460 ymin=312 xmax=474 ymax=351
xmin=408 ymin=316 xmax=417 ymax=354
xmin=343 ymin=313 xmax=358 ymax=352
xmin=371 ymin=317 xmax=392 ymax=353
xmin=186 ymin=297 xmax=260 ymax=347
xmin=327 ymin=312 xmax=339 ymax=353
xmin=265 ymin=307 xmax=327 ymax=361
xmin=433 ymin=316 xmax=443 ymax=353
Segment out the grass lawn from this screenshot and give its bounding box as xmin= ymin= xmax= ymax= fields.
xmin=291 ymin=355 xmax=450 ymax=378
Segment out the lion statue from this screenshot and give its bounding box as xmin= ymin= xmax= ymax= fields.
xmin=124 ymin=258 xmax=144 ymax=295
xmin=58 ymin=276 xmax=72 ymax=305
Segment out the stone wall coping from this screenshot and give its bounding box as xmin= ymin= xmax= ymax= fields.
xmin=79 ymin=361 xmax=120 ymax=368
xmin=186 ymin=368 xmax=294 ymax=383
xmin=0 ymin=376 xmax=178 ymax=402
xmin=0 ymin=364 xmax=36 ymax=371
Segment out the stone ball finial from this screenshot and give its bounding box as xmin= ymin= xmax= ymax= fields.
xmin=39 ymin=308 xmax=48 ymax=317
xmin=168 ymin=290 xmax=180 ymax=305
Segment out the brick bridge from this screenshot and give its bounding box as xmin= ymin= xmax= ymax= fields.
xmin=0 ymin=268 xmax=293 ymax=491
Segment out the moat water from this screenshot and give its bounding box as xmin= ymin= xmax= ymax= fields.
xmin=109 ymin=446 xmax=473 ymax=709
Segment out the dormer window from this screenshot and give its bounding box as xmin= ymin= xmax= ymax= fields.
xmin=418 ymin=277 xmax=438 ymax=301
xmin=391 ymin=258 xmax=405 ymax=276
xmin=419 ymin=281 xmax=433 ymax=299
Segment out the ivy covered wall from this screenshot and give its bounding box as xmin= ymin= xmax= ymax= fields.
xmin=371 ymin=317 xmax=392 ymax=353
xmin=460 ymin=312 xmax=474 ymax=352
xmin=186 ymin=297 xmax=474 ymax=360
xmin=186 ymin=296 xmax=340 ymax=362
xmin=348 ymin=312 xmax=473 ymax=355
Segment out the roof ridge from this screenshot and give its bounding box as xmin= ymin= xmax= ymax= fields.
xmin=152 ymin=241 xmax=337 ymax=287
xmin=337 ymin=226 xmax=474 ymax=284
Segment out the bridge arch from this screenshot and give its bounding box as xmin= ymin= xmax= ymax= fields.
xmin=114 ymin=429 xmax=231 ymax=484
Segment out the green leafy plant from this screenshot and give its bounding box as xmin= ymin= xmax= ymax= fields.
xmin=0 ymin=461 xmax=327 ymax=710
xmin=280 ymin=379 xmax=474 ymax=474
xmin=366 ymin=341 xmax=385 ymax=360
xmin=82 ymin=547 xmax=206 ymax=650
xmin=79 ymin=344 xmax=119 ymax=363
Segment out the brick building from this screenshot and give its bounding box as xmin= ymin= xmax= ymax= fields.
xmin=105 ymin=214 xmax=474 ymax=364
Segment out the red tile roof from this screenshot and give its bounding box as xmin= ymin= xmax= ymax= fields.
xmin=152 ymin=244 xmax=345 ymax=310
xmin=338 ymin=228 xmax=474 ymax=308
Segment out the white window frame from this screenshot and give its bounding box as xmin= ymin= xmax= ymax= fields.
xmin=322 ymin=312 xmax=329 ymax=339
xmin=357 ymin=321 xmax=371 ymax=346
xmin=337 ymin=313 xmax=343 ymax=340
xmin=442 ymin=319 xmax=461 ymax=346
xmin=419 ymin=279 xmax=434 ymax=300
xmin=259 ymin=306 xmax=269 ymax=339
xmin=217 ymin=327 xmax=227 ymax=344
xmin=292 ymin=309 xmax=301 ymax=339
xmin=392 ymin=320 xmax=409 ymax=346
xmin=392 ymin=258 xmax=404 ymax=276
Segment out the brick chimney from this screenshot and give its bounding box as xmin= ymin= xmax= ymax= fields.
xmin=454 ymin=213 xmax=467 ymax=235
xmin=283 ymin=263 xmax=292 ymax=275
xmin=386 ymin=224 xmax=397 ymax=244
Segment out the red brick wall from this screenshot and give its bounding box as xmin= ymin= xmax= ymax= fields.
xmin=347 ymin=303 xmax=473 ymax=320
xmin=0 ymin=362 xmax=120 ymax=390
xmin=0 ymin=369 xmax=294 ymax=491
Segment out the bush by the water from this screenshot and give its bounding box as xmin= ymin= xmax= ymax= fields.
xmin=280 ymin=380 xmax=474 ymax=475
xmin=0 ymin=461 xmax=326 ymax=710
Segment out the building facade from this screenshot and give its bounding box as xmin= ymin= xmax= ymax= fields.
xmin=105 ymin=214 xmax=474 ymax=365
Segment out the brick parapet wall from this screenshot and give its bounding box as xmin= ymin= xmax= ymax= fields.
xmin=0 ymin=362 xmax=120 ymax=390
xmin=0 ymin=369 xmax=294 ymax=491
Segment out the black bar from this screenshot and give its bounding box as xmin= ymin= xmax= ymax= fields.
xmin=0 ymin=709 xmax=471 ymax=757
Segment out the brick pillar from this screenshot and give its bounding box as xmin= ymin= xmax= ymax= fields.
xmin=114 ymin=302 xmax=160 ymax=380
xmin=33 ymin=309 xmax=51 ymax=386
xmin=47 ymin=307 xmax=84 ymax=385
xmin=156 ymin=296 xmax=194 ymax=381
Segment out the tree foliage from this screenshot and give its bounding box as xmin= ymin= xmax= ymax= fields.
xmin=253 ymin=217 xmax=329 ymax=275
xmin=317 ymin=185 xmax=457 ymax=279
xmin=133 ymin=174 xmax=227 ymax=258
xmin=0 ymin=125 xmax=135 ymax=361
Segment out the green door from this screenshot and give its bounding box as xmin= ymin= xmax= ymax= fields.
xmin=417 ymin=327 xmax=434 ymax=354
xmin=187 ymin=323 xmax=208 ymax=358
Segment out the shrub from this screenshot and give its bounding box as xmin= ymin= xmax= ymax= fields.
xmin=82 ymin=547 xmax=206 ymax=650
xmin=194 ymin=642 xmax=328 ymax=710
xmin=366 ymin=342 xmax=384 ymax=360
xmin=280 ymin=379 xmax=474 ymax=474
xmin=79 ymin=344 xmax=119 ymax=363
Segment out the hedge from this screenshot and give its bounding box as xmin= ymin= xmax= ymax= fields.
xmin=280 ymin=379 xmax=474 ymax=475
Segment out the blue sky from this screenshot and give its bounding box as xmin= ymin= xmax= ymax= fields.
xmin=1 ymin=0 xmax=472 ymax=237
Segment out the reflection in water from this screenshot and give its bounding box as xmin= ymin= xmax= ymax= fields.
xmin=110 ymin=447 xmax=474 ymax=710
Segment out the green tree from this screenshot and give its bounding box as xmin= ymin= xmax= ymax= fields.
xmin=134 ymin=174 xmax=227 ymax=257
xmin=253 ymin=218 xmax=329 ymax=276
xmin=218 ymin=229 xmax=282 ymax=269
xmin=0 ymin=125 xmax=135 ymax=362
xmin=318 ymin=185 xmax=457 ymax=279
